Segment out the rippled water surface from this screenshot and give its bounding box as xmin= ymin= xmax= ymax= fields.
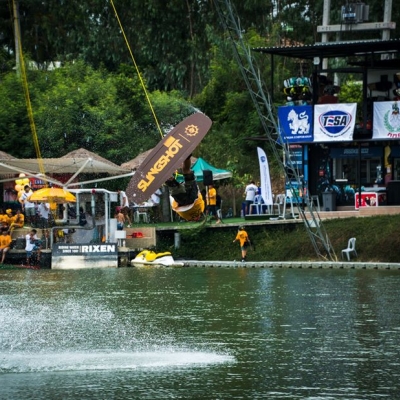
xmin=1 ymin=267 xmax=400 ymax=399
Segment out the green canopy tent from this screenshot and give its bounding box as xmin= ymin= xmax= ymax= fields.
xmin=177 ymin=157 xmax=232 ymax=182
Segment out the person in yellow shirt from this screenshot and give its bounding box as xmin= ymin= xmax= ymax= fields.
xmin=0 ymin=229 xmax=12 ymax=264
xmin=206 ymin=184 xmax=221 ymax=224
xmin=165 ymin=155 xmax=205 ymax=222
xmin=4 ymin=209 xmax=13 ymax=226
xmin=8 ymin=209 xmax=25 ymax=234
xmin=233 ymin=226 xmax=250 ymax=262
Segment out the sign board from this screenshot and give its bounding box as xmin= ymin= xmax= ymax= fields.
xmin=52 ymin=242 xmax=118 ymax=269
xmin=278 ymin=105 xmax=313 ymax=143
xmin=373 ymin=101 xmax=400 ymax=139
xmin=314 ymin=103 xmax=357 ymax=142
xmin=354 ymin=192 xmax=387 ymax=210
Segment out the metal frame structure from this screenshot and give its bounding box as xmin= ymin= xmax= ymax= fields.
xmin=214 ymin=0 xmax=337 ymax=261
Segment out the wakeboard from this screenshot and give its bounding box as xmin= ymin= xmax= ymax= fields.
xmin=126 ymin=113 xmax=212 ymax=204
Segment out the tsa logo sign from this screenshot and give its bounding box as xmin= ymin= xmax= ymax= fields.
xmin=314 ymin=103 xmax=357 ymax=142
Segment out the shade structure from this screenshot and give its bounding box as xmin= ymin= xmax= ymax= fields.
xmin=30 ymin=187 xmax=76 ymax=203
xmin=0 ymin=148 xmax=129 ymax=176
xmin=189 ymin=157 xmax=232 ymax=182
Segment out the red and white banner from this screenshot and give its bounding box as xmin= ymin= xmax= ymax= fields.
xmin=313 ymin=103 xmax=357 ymax=142
xmin=373 ymin=101 xmax=400 ymax=139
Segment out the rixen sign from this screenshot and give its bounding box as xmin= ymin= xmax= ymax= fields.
xmin=138 ymin=136 xmax=183 ymax=192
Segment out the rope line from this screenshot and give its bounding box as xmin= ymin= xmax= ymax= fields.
xmin=12 ymin=0 xmax=47 ymax=181
xmin=110 ymin=0 xmax=164 ymax=139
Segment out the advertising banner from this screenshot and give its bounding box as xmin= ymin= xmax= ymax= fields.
xmin=314 ymin=103 xmax=357 ymax=142
xmin=278 ymin=105 xmax=313 ymax=143
xmin=373 ymin=101 xmax=400 ymax=139
xmin=52 ymin=243 xmax=118 ymax=269
xmin=354 ymin=192 xmax=386 ymax=210
xmin=257 ymin=147 xmax=273 ymax=206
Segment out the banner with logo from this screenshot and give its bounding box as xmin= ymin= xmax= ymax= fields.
xmin=126 ymin=113 xmax=212 ymax=204
xmin=257 ymin=147 xmax=273 ymax=206
xmin=373 ymin=101 xmax=400 ymax=139
xmin=313 ymin=103 xmax=357 ymax=142
xmin=278 ymin=105 xmax=313 ymax=143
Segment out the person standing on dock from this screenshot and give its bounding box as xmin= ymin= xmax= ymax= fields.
xmin=233 ymin=226 xmax=250 ymax=262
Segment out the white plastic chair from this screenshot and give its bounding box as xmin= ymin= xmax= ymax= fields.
xmin=273 ymin=194 xmax=286 ymax=215
xmin=134 ymin=210 xmax=148 ymax=223
xmin=249 ymin=195 xmax=263 ymax=215
xmin=217 ymin=200 xmax=223 ymax=220
xmin=341 ymin=238 xmax=357 ymax=261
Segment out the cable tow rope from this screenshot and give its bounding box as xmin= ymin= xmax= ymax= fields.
xmin=110 ymin=0 xmax=164 ymax=139
xmin=12 ymin=0 xmax=46 ymax=181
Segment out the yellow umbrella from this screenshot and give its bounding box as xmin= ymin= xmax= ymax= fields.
xmin=30 ymin=187 xmax=76 ymax=203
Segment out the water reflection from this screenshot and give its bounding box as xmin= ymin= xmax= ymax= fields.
xmin=1 ymin=268 xmax=399 ymax=399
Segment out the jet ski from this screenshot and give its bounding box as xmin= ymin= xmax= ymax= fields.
xmin=131 ymin=250 xmax=184 ymax=267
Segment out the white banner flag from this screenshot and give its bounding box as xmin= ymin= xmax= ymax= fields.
xmin=373 ymin=101 xmax=400 ymax=139
xmin=313 ymin=103 xmax=357 ymax=142
xmin=257 ymin=147 xmax=273 ymax=206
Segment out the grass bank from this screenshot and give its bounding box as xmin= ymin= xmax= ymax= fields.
xmin=158 ymin=214 xmax=400 ymax=263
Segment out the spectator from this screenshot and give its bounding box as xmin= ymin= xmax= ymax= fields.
xmin=38 ymin=202 xmax=50 ymax=230
xmin=19 ymin=185 xmax=36 ymax=226
xmin=317 ymin=86 xmax=338 ymax=104
xmin=206 ymin=184 xmax=221 ymax=224
xmin=25 ymin=229 xmax=41 ymax=267
xmin=8 ymin=209 xmax=25 ymax=235
xmin=115 ymin=207 xmax=125 ymax=230
xmin=3 ymin=209 xmax=13 ymax=230
xmin=79 ymin=207 xmax=87 ymax=227
xmin=244 ymin=180 xmax=258 ymax=215
xmin=0 ymin=229 xmax=12 ymax=264
xmin=118 ymin=189 xmax=132 ymax=227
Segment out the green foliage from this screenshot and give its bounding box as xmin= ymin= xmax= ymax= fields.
xmin=338 ymin=78 xmax=363 ymax=119
xmin=0 ymin=72 xmax=36 ymax=157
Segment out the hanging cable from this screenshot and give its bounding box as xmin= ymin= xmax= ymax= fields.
xmin=109 ymin=0 xmax=164 ymax=139
xmin=12 ymin=0 xmax=46 ymax=179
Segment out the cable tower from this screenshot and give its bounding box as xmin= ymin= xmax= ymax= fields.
xmin=214 ymin=0 xmax=337 ymax=261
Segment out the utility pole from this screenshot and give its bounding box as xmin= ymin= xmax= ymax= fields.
xmin=12 ymin=0 xmax=21 ymax=76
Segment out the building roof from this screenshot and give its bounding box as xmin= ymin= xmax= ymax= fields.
xmin=252 ymin=39 xmax=400 ymax=63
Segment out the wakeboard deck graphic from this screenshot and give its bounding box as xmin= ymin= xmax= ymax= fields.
xmin=126 ymin=113 xmax=212 ymax=204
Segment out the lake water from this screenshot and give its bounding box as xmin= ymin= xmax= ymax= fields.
xmin=1 ymin=267 xmax=400 ymax=399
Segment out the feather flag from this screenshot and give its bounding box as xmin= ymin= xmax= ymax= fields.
xmin=257 ymin=147 xmax=273 ymax=206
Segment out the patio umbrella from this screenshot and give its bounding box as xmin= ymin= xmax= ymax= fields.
xmin=30 ymin=187 xmax=76 ymax=203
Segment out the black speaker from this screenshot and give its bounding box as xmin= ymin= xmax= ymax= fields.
xmin=203 ymin=170 xmax=213 ymax=186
